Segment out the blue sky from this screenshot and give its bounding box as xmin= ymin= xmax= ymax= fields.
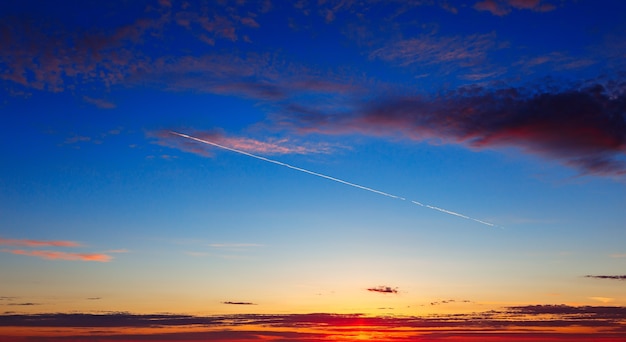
xmin=1 ymin=0 xmax=626 ymax=340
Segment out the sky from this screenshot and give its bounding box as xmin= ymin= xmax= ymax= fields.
xmin=1 ymin=0 xmax=626 ymax=340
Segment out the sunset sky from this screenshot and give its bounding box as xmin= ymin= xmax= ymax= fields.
xmin=1 ymin=0 xmax=626 ymax=340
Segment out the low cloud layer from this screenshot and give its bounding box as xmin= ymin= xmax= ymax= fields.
xmin=1 ymin=305 xmax=625 ymax=341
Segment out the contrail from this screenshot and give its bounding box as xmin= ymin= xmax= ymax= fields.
xmin=170 ymin=131 xmax=496 ymax=227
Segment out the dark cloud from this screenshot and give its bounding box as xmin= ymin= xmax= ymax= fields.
xmin=282 ymin=82 xmax=626 ymax=177
xmin=6 ymin=302 xmax=40 ymax=306
xmin=2 ymin=306 xmax=626 ymax=341
xmin=222 ymin=301 xmax=257 ymax=305
xmin=585 ymin=275 xmax=626 ymax=281
xmin=367 ymin=286 xmax=398 ymax=294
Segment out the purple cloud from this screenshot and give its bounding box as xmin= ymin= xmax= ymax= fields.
xmin=280 ymin=82 xmax=626 ymax=177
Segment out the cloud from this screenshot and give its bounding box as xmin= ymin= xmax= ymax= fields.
xmin=367 ymin=286 xmax=398 ymax=294
xmin=280 ymin=82 xmax=626 ymax=177
xmin=610 ymin=253 xmax=626 ymax=258
xmin=430 ymin=299 xmax=472 ymax=305
xmin=371 ymin=33 xmax=498 ymax=67
xmin=6 ymin=302 xmax=40 ymax=306
xmin=2 ymin=306 xmax=626 ymax=341
xmin=2 ymin=249 xmax=112 ymax=262
xmin=222 ymin=301 xmax=257 ymax=305
xmin=585 ymin=275 xmax=626 ymax=281
xmin=83 ymin=96 xmax=116 ymax=109
xmin=0 ymin=237 xmax=81 ymax=248
xmin=474 ymin=0 xmax=556 ymax=16
xmin=208 ymin=243 xmax=263 ymax=248
xmin=150 ymin=129 xmax=336 ymax=156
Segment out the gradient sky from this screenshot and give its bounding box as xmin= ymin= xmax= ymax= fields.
xmin=1 ymin=0 xmax=626 ymax=340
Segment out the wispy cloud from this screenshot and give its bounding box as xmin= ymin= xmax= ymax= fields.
xmin=474 ymin=0 xmax=556 ymax=16
xmin=371 ymin=33 xmax=499 ymax=67
xmin=83 ymin=96 xmax=116 ymax=109
xmin=367 ymin=286 xmax=398 ymax=294
xmin=2 ymin=249 xmax=112 ymax=262
xmin=150 ymin=129 xmax=336 ymax=156
xmin=0 ymin=237 xmax=81 ymax=248
xmin=208 ymin=243 xmax=263 ymax=248
xmin=430 ymin=299 xmax=472 ymax=305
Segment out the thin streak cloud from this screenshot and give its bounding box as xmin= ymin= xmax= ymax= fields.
xmin=2 ymin=249 xmax=112 ymax=262
xmin=170 ymin=131 xmax=497 ymax=227
xmin=0 ymin=237 xmax=81 ymax=247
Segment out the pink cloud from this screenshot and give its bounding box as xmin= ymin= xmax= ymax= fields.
xmin=2 ymin=249 xmax=112 ymax=262
xmin=474 ymin=0 xmax=556 ymax=16
xmin=150 ymin=129 xmax=335 ymax=157
xmin=0 ymin=237 xmax=81 ymax=248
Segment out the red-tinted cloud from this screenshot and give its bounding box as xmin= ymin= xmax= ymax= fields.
xmin=1 ymin=306 xmax=626 ymax=341
xmin=150 ymin=129 xmax=335 ymax=156
xmin=0 ymin=237 xmax=81 ymax=248
xmin=2 ymin=249 xmax=112 ymax=262
xmin=474 ymin=0 xmax=556 ymax=16
xmin=280 ymin=83 xmax=626 ymax=176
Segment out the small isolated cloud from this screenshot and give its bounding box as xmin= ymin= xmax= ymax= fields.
xmin=367 ymin=286 xmax=398 ymax=294
xmin=610 ymin=253 xmax=626 ymax=258
xmin=0 ymin=237 xmax=81 ymax=248
xmin=585 ymin=275 xmax=626 ymax=281
xmin=83 ymin=96 xmax=116 ymax=109
xmin=222 ymin=301 xmax=257 ymax=305
xmin=86 ymin=297 xmax=102 ymax=300
xmin=2 ymin=249 xmax=112 ymax=262
xmin=7 ymin=302 xmax=40 ymax=306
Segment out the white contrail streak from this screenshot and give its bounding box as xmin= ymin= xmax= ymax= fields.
xmin=170 ymin=131 xmax=496 ymax=227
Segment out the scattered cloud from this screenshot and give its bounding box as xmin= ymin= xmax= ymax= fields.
xmin=0 ymin=237 xmax=81 ymax=248
xmin=2 ymin=249 xmax=112 ymax=262
xmin=585 ymin=275 xmax=626 ymax=281
xmin=430 ymin=299 xmax=472 ymax=305
xmin=367 ymin=286 xmax=398 ymax=294
xmin=371 ymin=33 xmax=499 ymax=68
